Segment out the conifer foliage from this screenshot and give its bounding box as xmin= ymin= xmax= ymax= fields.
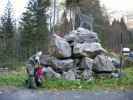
xmin=20 ymin=0 xmax=50 ymax=58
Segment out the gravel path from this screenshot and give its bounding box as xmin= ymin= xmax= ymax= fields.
xmin=0 ymin=89 xmax=133 ymax=100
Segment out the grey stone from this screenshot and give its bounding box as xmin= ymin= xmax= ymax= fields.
xmin=51 ymin=58 xmax=74 ymax=71
xmin=73 ymin=42 xmax=106 ymax=57
xmin=63 ymin=70 xmax=76 ymax=80
xmin=76 ymin=27 xmax=99 ymax=43
xmin=42 ymin=67 xmax=61 ymax=79
xmin=49 ymin=34 xmax=71 ymax=59
xmin=94 ymin=54 xmax=115 ymax=72
xmin=40 ymin=55 xmax=53 ymax=65
xmin=81 ymin=57 xmax=94 ymax=69
xmin=65 ymin=27 xmax=99 ymax=43
xmin=82 ymin=70 xmax=93 ymax=80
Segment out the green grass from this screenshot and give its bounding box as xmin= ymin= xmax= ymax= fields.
xmin=43 ymin=68 xmax=133 ymax=91
xmin=0 ymin=67 xmax=133 ymax=91
xmin=0 ymin=70 xmax=27 ymax=87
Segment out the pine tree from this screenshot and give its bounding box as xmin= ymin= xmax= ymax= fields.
xmin=60 ymin=11 xmax=72 ymax=34
xmin=0 ymin=0 xmax=15 ymax=54
xmin=108 ymin=18 xmax=130 ymax=52
xmin=66 ymin=0 xmax=106 ymax=29
xmin=120 ymin=18 xmax=129 ymax=47
xmin=20 ymin=0 xmax=50 ymax=58
xmin=0 ymin=0 xmax=16 ymax=67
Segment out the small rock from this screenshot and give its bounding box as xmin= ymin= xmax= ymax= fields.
xmin=63 ymin=70 xmax=76 ymax=80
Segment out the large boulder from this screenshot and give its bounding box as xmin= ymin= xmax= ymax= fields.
xmin=40 ymin=55 xmax=53 ymax=65
xmin=81 ymin=57 xmax=94 ymax=69
xmin=64 ymin=30 xmax=78 ymax=42
xmin=76 ymin=27 xmax=99 ymax=43
xmin=42 ymin=67 xmax=61 ymax=79
xmin=65 ymin=27 xmax=99 ymax=43
xmin=49 ymin=34 xmax=72 ymax=59
xmin=51 ymin=58 xmax=74 ymax=71
xmin=93 ymin=54 xmax=115 ymax=72
xmin=73 ymin=42 xmax=106 ymax=57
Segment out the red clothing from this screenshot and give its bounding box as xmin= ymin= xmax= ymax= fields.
xmin=35 ymin=66 xmax=43 ymax=79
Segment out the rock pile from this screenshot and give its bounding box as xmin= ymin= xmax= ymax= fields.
xmin=40 ymin=27 xmax=117 ymax=80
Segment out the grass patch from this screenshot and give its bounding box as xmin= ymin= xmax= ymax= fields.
xmin=0 ymin=67 xmax=133 ymax=91
xmin=0 ymin=70 xmax=27 ymax=87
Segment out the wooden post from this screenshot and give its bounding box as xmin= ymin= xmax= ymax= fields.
xmin=120 ymin=32 xmax=123 ymax=74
